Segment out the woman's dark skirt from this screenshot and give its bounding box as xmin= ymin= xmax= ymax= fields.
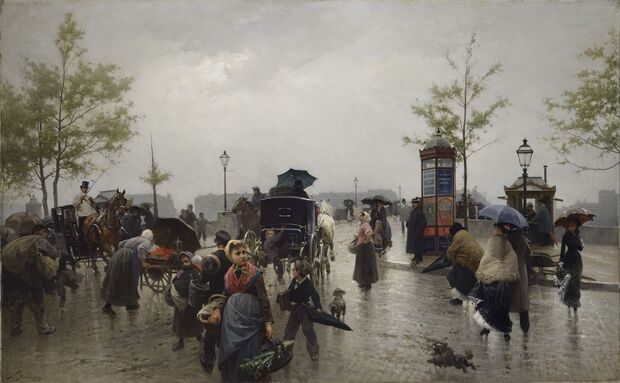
xmin=101 ymin=248 xmax=139 ymax=307
xmin=469 ymin=280 xmax=513 ymax=334
xmin=353 ymin=242 xmax=379 ymax=286
xmin=173 ymin=305 xmax=202 ymax=339
xmin=561 ymin=264 xmax=582 ymax=309
xmin=447 ymin=263 xmax=476 ymax=299
xmin=219 ymin=293 xmax=264 ymax=382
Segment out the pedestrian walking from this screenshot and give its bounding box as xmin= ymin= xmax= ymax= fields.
xmin=170 ymin=251 xmax=202 ymax=351
xmin=469 ymin=224 xmax=520 ymax=341
xmin=353 ymin=211 xmax=378 ymax=291
xmin=284 ymin=259 xmax=321 ymax=361
xmin=446 ymin=222 xmax=483 ymax=305
xmin=506 ymin=224 xmax=532 ymax=332
xmin=557 ymin=218 xmax=584 ymax=311
xmin=185 ymin=204 xmax=198 ymax=229
xmin=406 ymin=197 xmax=427 ymax=266
xmin=101 ymin=229 xmax=153 ymax=315
xmin=207 ymin=240 xmax=274 ymax=382
xmin=398 ymin=199 xmax=411 ymax=234
xmin=369 ymin=196 xmax=392 ymax=255
xmin=197 ymin=212 xmax=208 ymax=242
xmin=199 ymin=230 xmax=232 ymax=372
xmin=532 ymin=199 xmax=555 ymax=246
xmin=263 ymin=227 xmax=287 ymax=282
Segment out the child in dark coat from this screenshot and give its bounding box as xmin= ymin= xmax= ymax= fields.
xmin=284 ymin=260 xmax=322 ymax=361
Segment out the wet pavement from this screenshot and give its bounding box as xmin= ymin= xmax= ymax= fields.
xmin=2 ymin=219 xmax=619 ymax=382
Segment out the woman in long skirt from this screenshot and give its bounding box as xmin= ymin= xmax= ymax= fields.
xmin=170 ymin=251 xmax=202 ymax=351
xmin=446 ymin=223 xmax=483 ymax=305
xmin=469 ymin=224 xmax=519 ymax=340
xmin=506 ymin=225 xmax=532 ymax=332
xmin=558 ymin=218 xmax=584 ymax=311
xmin=353 ymin=211 xmax=379 ymax=291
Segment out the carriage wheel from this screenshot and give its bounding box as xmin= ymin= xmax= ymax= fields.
xmin=143 ymin=268 xmax=172 ymax=293
xmin=243 ymin=230 xmax=257 ymax=251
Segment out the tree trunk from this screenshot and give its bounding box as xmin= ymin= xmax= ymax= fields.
xmin=152 ymin=184 xmax=159 ymax=218
xmin=41 ymin=182 xmax=49 ymax=219
xmin=52 ymin=173 xmax=59 ymax=209
xmin=463 ymin=155 xmax=468 ymax=229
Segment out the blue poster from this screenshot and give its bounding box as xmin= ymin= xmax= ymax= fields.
xmin=437 ymin=168 xmax=453 ymax=196
xmin=423 ymin=170 xmax=435 ymax=196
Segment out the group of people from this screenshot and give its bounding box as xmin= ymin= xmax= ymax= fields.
xmin=179 ymin=204 xmax=208 ymax=242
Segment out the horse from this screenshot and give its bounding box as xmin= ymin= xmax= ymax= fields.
xmin=83 ymin=189 xmax=127 ymax=275
xmin=231 ymin=196 xmax=261 ymax=240
xmin=316 ymin=200 xmax=336 ymax=276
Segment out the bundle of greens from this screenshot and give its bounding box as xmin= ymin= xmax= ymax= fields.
xmin=240 ymin=340 xmax=295 ymax=379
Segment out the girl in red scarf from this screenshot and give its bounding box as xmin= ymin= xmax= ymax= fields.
xmin=208 ymin=240 xmax=273 ymax=382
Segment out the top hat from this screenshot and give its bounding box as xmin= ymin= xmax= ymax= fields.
xmin=80 ymin=181 xmax=89 ymax=189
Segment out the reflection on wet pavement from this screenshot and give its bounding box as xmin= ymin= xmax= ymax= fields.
xmin=2 ymin=219 xmax=619 ymax=382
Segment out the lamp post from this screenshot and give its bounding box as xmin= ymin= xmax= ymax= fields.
xmin=354 ymin=177 xmax=358 ymax=206
xmin=516 ymin=138 xmax=533 ymax=214
xmin=219 ymin=150 xmax=230 ymax=211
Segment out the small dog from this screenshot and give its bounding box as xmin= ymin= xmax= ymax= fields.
xmin=329 ymin=288 xmax=346 ymax=321
xmin=428 ymin=342 xmax=476 ymax=373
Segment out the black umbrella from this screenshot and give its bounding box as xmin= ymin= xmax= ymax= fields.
xmin=361 ymin=195 xmax=392 ymax=207
xmin=421 ymin=254 xmax=452 ymax=273
xmin=276 ymin=169 xmax=317 ymax=189
xmin=302 ymin=304 xmax=352 ymax=331
xmin=151 ymin=218 xmax=201 ymax=253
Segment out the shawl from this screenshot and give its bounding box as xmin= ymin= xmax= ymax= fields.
xmin=475 ymin=234 xmax=519 ymax=284
xmin=446 ymin=230 xmax=483 ymax=273
xmin=224 ymin=262 xmax=260 ymax=294
xmin=357 ymin=222 xmax=373 ymax=245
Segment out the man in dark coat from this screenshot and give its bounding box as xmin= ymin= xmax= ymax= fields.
xmin=199 ymin=230 xmax=232 ymax=372
xmin=406 ymin=197 xmax=427 ymax=266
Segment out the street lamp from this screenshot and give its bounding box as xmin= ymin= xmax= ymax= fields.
xmin=516 ymin=138 xmax=533 ymax=214
xmin=219 ymin=150 xmax=230 ymax=211
xmin=354 ymin=177 xmax=358 ymax=206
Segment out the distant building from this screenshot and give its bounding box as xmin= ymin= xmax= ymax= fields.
xmin=570 ymin=190 xmax=618 ymax=227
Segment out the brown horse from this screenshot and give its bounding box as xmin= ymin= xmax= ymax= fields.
xmin=231 ymin=197 xmax=260 ymax=240
xmin=83 ymin=189 xmax=127 ymax=274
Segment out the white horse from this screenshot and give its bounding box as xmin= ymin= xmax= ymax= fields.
xmin=317 ymin=200 xmax=336 ymax=264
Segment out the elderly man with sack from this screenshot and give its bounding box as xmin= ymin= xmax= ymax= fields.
xmin=2 ymin=234 xmax=59 ymax=336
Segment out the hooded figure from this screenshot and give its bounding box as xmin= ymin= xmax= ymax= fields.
xmin=446 ymin=222 xmax=483 ymax=305
xmin=170 ymin=251 xmax=202 ymax=351
xmin=406 ymin=198 xmax=427 ymax=265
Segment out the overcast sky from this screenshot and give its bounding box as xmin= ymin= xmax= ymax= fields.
xmin=2 ymin=0 xmax=619 ymax=211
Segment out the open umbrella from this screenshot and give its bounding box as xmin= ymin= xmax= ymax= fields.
xmin=343 ymin=199 xmax=354 ymax=207
xmin=151 ymin=218 xmax=201 ymax=253
xmin=4 ymin=212 xmax=43 ymax=236
xmin=302 ymin=304 xmax=352 ymax=331
xmin=421 ymin=254 xmax=452 ymax=273
xmin=361 ymin=195 xmax=392 ymax=206
xmin=479 ymin=205 xmax=528 ymax=229
xmin=554 ymin=207 xmax=595 ymax=228
xmin=276 ymin=169 xmax=317 ymax=189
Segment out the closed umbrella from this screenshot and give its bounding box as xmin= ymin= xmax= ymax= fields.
xmin=421 ymin=254 xmax=452 ymax=273
xmin=302 ymin=304 xmax=352 ymax=331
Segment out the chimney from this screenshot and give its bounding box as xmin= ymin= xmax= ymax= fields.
xmin=544 ymin=165 xmax=548 ymax=183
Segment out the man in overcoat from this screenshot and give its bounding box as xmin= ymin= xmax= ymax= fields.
xmin=406 ymin=197 xmax=427 ymax=266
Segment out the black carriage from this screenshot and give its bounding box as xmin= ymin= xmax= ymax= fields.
xmin=50 ymin=205 xmax=91 ymax=264
xmin=259 ymin=196 xmax=320 ymax=278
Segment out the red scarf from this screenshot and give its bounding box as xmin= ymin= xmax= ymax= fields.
xmin=224 ymin=262 xmax=259 ymax=294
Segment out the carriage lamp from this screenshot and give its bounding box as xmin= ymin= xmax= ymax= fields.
xmin=354 ymin=177 xmax=358 ymax=206
xmin=220 ymin=150 xmax=230 ymax=211
xmin=516 ymin=138 xmax=533 ymax=214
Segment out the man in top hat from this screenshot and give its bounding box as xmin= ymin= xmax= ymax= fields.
xmin=406 ymin=197 xmax=427 ymax=266
xmin=199 ymin=230 xmax=232 ymax=372
xmin=73 ymin=181 xmax=97 ymax=240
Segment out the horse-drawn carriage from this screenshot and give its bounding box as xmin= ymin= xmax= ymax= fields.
xmin=51 ymin=205 xmax=91 ymax=265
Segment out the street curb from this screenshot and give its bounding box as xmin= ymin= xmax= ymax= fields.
xmin=383 ymin=261 xmax=619 ymax=293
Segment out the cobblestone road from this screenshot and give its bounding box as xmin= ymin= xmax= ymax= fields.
xmin=2 ymin=219 xmax=619 ymax=382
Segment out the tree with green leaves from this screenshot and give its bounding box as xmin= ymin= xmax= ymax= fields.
xmin=545 ymin=31 xmax=619 ymax=171
xmin=140 ymin=136 xmax=171 ymax=218
xmin=22 ymin=13 xmax=137 ymax=209
xmin=404 ymin=34 xmax=508 ymax=228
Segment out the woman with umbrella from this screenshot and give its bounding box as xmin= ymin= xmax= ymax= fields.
xmin=469 ymin=222 xmax=520 ymax=341
xmin=555 ymin=209 xmax=592 ymax=312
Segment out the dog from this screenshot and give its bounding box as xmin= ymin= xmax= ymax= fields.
xmin=428 ymin=342 xmax=476 ymax=373
xmin=329 ymin=288 xmax=346 ymax=321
